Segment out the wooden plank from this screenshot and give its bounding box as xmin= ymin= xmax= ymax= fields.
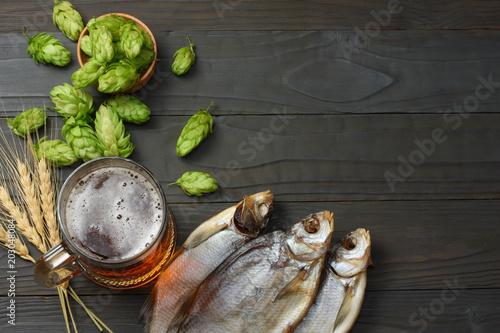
xmin=1 ymin=112 xmax=499 ymax=202
xmin=1 ymin=289 xmax=499 ymax=332
xmin=2 ymin=30 xmax=500 ymax=116
xmin=2 ymin=1 xmax=500 ymax=32
xmin=1 ymin=200 xmax=498 ymax=296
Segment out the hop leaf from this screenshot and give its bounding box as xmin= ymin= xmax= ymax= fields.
xmin=6 ymin=107 xmax=47 ymax=138
xmin=49 ymin=83 xmax=94 ymax=119
xmin=34 ymin=137 xmax=79 ymax=167
xmin=71 ymin=58 xmax=107 ymax=89
xmin=62 ymin=117 xmax=103 ymax=162
xmin=97 ymin=60 xmax=140 ymax=93
xmin=53 ymin=0 xmax=84 ymax=41
xmin=106 ymin=94 xmax=151 ymax=124
xmin=88 ymin=23 xmax=114 ymax=64
xmin=94 ymin=104 xmax=134 ymax=158
xmin=170 ymin=171 xmax=218 ymax=196
xmin=25 ymin=30 xmax=71 ymax=67
xmin=176 ymin=102 xmax=214 ymax=157
xmin=172 ymin=36 xmax=195 ymax=76
xmin=119 ymin=20 xmax=144 ymax=60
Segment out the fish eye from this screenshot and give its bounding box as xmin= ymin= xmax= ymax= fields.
xmin=343 ymin=237 xmax=356 ymax=250
xmin=304 ymin=217 xmax=320 ymax=233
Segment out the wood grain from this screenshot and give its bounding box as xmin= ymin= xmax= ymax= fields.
xmin=1 ymin=200 xmax=498 ymax=297
xmin=1 ymin=289 xmax=499 ymax=332
xmin=2 ymin=1 xmax=500 ymax=32
xmin=1 ymin=31 xmax=500 ymax=116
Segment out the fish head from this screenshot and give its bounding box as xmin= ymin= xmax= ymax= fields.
xmin=286 ymin=211 xmax=334 ymax=262
xmin=331 ymin=228 xmax=372 ymax=277
xmin=233 ymin=190 xmax=274 ymax=237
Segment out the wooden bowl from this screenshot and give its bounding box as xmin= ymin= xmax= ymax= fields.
xmin=77 ymin=13 xmax=157 ymax=94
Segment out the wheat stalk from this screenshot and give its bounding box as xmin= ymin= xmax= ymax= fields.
xmin=0 ymin=219 xmax=35 ymax=263
xmin=37 ymin=157 xmax=61 ymax=248
xmin=0 ymin=185 xmax=47 ymax=253
xmin=17 ymin=160 xmax=48 ymax=251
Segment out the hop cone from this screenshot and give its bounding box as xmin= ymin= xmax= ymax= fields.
xmin=90 ymin=14 xmax=126 ymax=42
xmin=172 ymin=36 xmax=195 ymax=75
xmin=120 ymin=21 xmax=144 ymax=59
xmin=127 ymin=48 xmax=155 ymax=72
xmin=26 ymin=31 xmax=71 ymax=67
xmin=140 ymin=27 xmax=154 ymax=51
xmin=62 ymin=117 xmax=103 ymax=162
xmin=106 ymin=94 xmax=151 ymax=124
xmin=79 ymin=35 xmax=92 ymax=56
xmin=71 ymin=58 xmax=107 ymax=89
xmin=49 ymin=83 xmax=94 ymax=119
xmin=89 ymin=23 xmax=114 ymax=64
xmin=34 ymin=137 xmax=79 ymax=167
xmin=176 ymin=102 xmax=214 ymax=157
xmin=170 ymin=171 xmax=218 ymax=196
xmin=6 ymin=107 xmax=47 ymax=138
xmin=53 ymin=0 xmax=84 ymax=41
xmin=97 ymin=60 xmax=139 ymax=93
xmin=94 ymin=104 xmax=134 ymax=158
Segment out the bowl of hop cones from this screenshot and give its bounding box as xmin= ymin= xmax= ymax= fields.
xmin=75 ymin=13 xmax=157 ymax=94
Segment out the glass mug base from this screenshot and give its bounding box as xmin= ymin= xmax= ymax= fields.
xmin=34 ymin=157 xmax=177 ymax=289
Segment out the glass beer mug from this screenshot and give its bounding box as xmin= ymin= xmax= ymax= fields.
xmin=34 ymin=157 xmax=176 ymax=289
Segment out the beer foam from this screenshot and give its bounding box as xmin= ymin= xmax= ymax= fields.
xmin=64 ymin=166 xmax=164 ymax=261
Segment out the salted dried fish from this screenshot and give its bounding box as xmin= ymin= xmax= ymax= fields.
xmin=141 ymin=190 xmax=274 ymax=333
xmin=295 ymin=228 xmax=371 ymax=333
xmin=171 ymin=211 xmax=334 ymax=333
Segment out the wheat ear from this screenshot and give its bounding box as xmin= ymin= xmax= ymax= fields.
xmin=0 ymin=185 xmax=47 ymax=253
xmin=0 ymin=220 xmax=36 ymax=263
xmin=17 ymin=160 xmax=48 ymax=250
xmin=37 ymin=157 xmax=61 ymax=247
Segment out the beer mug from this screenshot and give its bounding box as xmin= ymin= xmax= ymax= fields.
xmin=34 ymin=157 xmax=176 ymax=289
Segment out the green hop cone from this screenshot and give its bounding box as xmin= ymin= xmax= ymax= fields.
xmin=106 ymin=94 xmax=151 ymax=124
xmin=62 ymin=117 xmax=103 ymax=162
xmin=25 ymin=30 xmax=71 ymax=67
xmin=49 ymin=83 xmax=94 ymax=119
xmin=91 ymin=14 xmax=126 ymax=42
xmin=71 ymin=58 xmax=108 ymax=89
xmin=53 ymin=0 xmax=84 ymax=42
xmin=120 ymin=20 xmax=144 ymax=60
xmin=176 ymin=102 xmax=214 ymax=157
xmin=172 ymin=36 xmax=195 ymax=76
xmin=34 ymin=137 xmax=79 ymax=167
xmin=97 ymin=60 xmax=140 ymax=93
xmin=94 ymin=104 xmax=134 ymax=158
xmin=6 ymin=107 xmax=47 ymax=138
xmin=79 ymin=35 xmax=93 ymax=56
xmin=127 ymin=48 xmax=155 ymax=72
xmin=89 ymin=23 xmax=114 ymax=64
xmin=169 ymin=171 xmax=218 ymax=197
xmin=140 ymin=27 xmax=154 ymax=51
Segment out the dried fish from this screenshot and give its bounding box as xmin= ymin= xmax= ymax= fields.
xmin=295 ymin=228 xmax=372 ymax=333
xmin=172 ymin=211 xmax=334 ymax=333
xmin=140 ymin=190 xmax=274 ymax=333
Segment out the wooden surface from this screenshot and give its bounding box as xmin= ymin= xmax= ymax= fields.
xmin=1 ymin=1 xmax=499 ymax=332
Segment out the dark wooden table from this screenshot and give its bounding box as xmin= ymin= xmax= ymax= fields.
xmin=1 ymin=1 xmax=500 ymax=332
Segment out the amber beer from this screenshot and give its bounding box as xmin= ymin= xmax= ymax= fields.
xmin=34 ymin=157 xmax=176 ymax=289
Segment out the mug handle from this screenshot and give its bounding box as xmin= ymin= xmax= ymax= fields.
xmin=34 ymin=242 xmax=80 ymax=288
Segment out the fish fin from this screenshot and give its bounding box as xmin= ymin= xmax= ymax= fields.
xmin=167 ymin=284 xmax=202 ymax=332
xmin=139 ymin=282 xmax=157 ymax=333
xmin=183 ymin=217 xmax=231 ymax=251
xmin=274 ymin=267 xmax=309 ymax=302
xmin=333 ymin=271 xmax=367 ymax=333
